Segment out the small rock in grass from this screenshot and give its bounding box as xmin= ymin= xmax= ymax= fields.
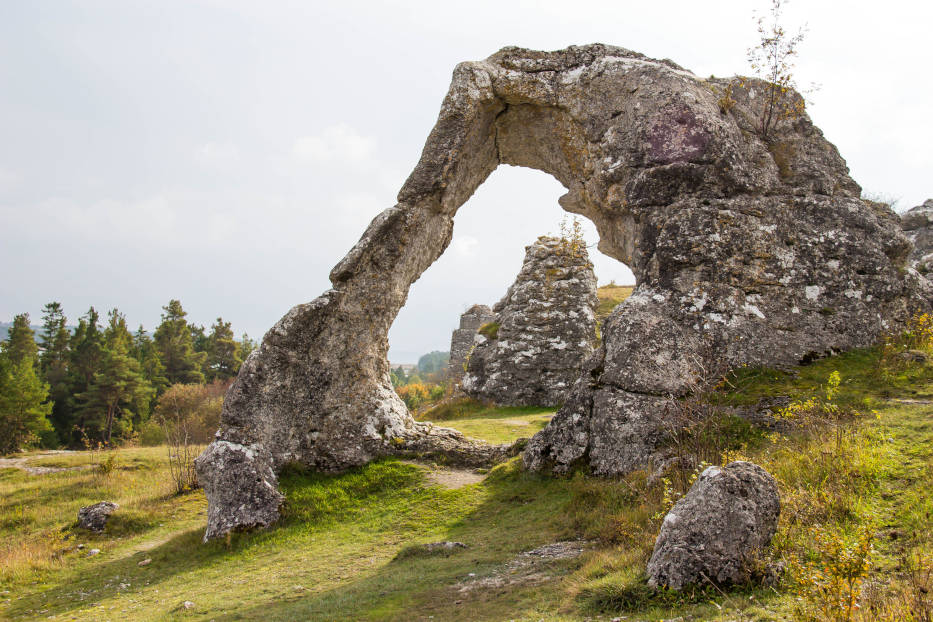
xmin=77 ymin=501 xmax=119 ymax=532
xmin=87 ymin=549 xmax=100 ymax=557
xmin=182 ymin=601 xmax=195 ymax=610
xmin=898 ymin=349 xmax=928 ymax=363
xmin=137 ymin=558 xmax=151 ymax=567
xmin=423 ymin=541 xmax=468 ymax=553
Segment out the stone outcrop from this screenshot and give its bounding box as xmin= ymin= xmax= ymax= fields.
xmin=77 ymin=501 xmax=118 ymax=532
xmin=197 ymin=441 xmax=284 ymax=542
xmin=462 ymin=236 xmax=597 ymax=406
xmin=900 ymin=199 xmax=933 ymax=273
xmin=448 ymin=304 xmax=496 ymax=382
xmin=197 ymin=44 xmax=930 ymax=540
xmin=647 ymin=461 xmax=780 ymax=589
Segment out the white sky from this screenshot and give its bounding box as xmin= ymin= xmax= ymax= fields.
xmin=1 ymin=1 xmax=931 ymax=362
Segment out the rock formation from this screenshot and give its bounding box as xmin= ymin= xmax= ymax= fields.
xmin=462 ymin=236 xmax=597 ymax=406
xmin=647 ymin=462 xmax=780 ymax=589
xmin=77 ymin=501 xmax=118 ymax=532
xmin=448 ymin=304 xmax=496 ymax=383
xmin=197 ymin=44 xmax=930 ymax=540
xmin=900 ymin=199 xmax=933 ymax=273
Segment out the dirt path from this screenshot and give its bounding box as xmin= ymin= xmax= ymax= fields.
xmin=400 ymin=460 xmax=486 ymax=489
xmin=0 ymin=450 xmax=90 ymax=475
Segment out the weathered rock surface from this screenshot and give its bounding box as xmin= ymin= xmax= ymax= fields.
xmin=646 ymin=461 xmax=780 ymax=590
xmin=195 ymin=441 xmax=283 ymax=541
xmin=77 ymin=501 xmax=118 ymax=532
xmin=462 ymin=236 xmax=597 ymax=406
xmin=198 ymin=44 xmax=930 ymax=539
xmin=448 ymin=304 xmax=496 ymax=382
xmin=900 ymin=199 xmax=933 ymax=273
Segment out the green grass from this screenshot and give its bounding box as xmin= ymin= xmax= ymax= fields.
xmin=419 ymin=399 xmax=555 ymax=444
xmin=595 ymin=284 xmax=634 ymax=323
xmin=2 ymin=345 xmax=932 ymax=620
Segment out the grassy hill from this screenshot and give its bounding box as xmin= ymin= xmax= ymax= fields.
xmin=2 ymin=343 xmax=932 ymax=620
xmin=595 ymin=283 xmax=634 ymax=323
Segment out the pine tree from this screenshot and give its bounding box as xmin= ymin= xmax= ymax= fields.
xmin=40 ymin=302 xmax=70 ymax=382
xmin=64 ymin=308 xmax=105 ymax=445
xmin=75 ymin=309 xmax=154 ymax=444
xmin=5 ymin=313 xmax=38 ymax=366
xmin=237 ymin=333 xmax=257 ymax=363
xmin=0 ymin=349 xmax=53 ymax=454
xmin=40 ymin=303 xmax=72 ymax=445
xmin=206 ymin=317 xmax=241 ymax=381
xmin=190 ymin=324 xmax=209 ymax=355
xmin=131 ymin=325 xmax=168 ymax=396
xmin=153 ymin=300 xmax=205 ymax=385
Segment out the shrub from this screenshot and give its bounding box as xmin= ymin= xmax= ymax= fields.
xmin=788 ymin=525 xmax=874 ymax=622
xmin=478 ymin=322 xmax=499 ymax=340
xmin=154 ymin=380 xmax=227 ymax=493
xmin=396 ymin=382 xmax=430 ymax=411
xmin=137 ymin=419 xmax=165 ymax=446
xmin=746 ymin=0 xmax=810 ymax=140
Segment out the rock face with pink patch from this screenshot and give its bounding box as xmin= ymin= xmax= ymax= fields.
xmin=197 ymin=44 xmax=930 ymax=540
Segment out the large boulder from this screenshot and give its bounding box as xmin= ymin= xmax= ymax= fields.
xmin=462 ymin=235 xmax=598 ymax=406
xmin=448 ymin=304 xmax=496 ymax=383
xmin=195 ymin=441 xmax=283 ymax=541
xmin=77 ymin=501 xmax=118 ymax=532
xmin=197 ymin=44 xmax=930 ymax=539
xmin=646 ymin=461 xmax=780 ymax=590
xmin=900 ymin=199 xmax=933 ymax=273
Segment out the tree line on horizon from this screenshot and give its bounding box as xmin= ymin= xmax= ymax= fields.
xmin=0 ymin=300 xmax=256 ymax=454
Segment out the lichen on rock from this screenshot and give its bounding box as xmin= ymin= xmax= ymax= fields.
xmin=646 ymin=461 xmax=780 ymax=590
xmin=900 ymin=199 xmax=933 ymax=274
xmin=462 ymin=235 xmax=598 ymax=406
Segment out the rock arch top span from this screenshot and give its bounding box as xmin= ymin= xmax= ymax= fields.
xmin=196 ymin=44 xmax=928 ymax=540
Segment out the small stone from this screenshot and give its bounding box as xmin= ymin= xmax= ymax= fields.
xmin=77 ymin=502 xmax=118 ymax=532
xmin=182 ymin=601 xmax=195 ymax=610
xmin=87 ymin=549 xmax=100 ymax=557
xmin=77 ymin=544 xmax=85 ymax=550
xmin=422 ymin=541 xmax=468 ymax=552
xmin=897 ymin=349 xmax=928 ymax=363
xmin=137 ymin=559 xmax=151 ymax=567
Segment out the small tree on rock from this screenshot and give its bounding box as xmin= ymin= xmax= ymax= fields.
xmin=747 ymin=0 xmax=809 ymax=141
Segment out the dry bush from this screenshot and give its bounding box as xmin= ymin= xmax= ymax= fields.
xmin=395 ymin=382 xmax=444 ymax=412
xmin=877 ymin=313 xmax=933 ymax=376
xmin=154 ymin=380 xmax=228 ymax=493
xmin=787 ymin=525 xmax=874 ymax=621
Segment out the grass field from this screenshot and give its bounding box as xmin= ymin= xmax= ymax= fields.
xmin=2 ymin=346 xmax=932 ymax=620
xmin=417 ymin=400 xmax=555 ymax=445
xmin=595 ymin=283 xmax=634 ymax=323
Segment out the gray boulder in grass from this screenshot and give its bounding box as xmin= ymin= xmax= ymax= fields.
xmin=77 ymin=501 xmax=119 ymax=532
xmin=646 ymin=461 xmax=780 ymax=590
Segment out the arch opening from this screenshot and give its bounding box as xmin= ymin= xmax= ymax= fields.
xmin=387 ymin=164 xmax=635 ymax=367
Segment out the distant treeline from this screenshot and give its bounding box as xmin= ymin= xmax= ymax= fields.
xmin=0 ymin=300 xmax=256 ymax=453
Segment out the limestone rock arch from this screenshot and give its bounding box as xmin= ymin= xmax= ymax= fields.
xmin=196 ymin=44 xmax=928 ymax=540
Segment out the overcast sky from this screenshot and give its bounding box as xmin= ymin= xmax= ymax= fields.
xmin=1 ymin=1 xmax=931 ymax=362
